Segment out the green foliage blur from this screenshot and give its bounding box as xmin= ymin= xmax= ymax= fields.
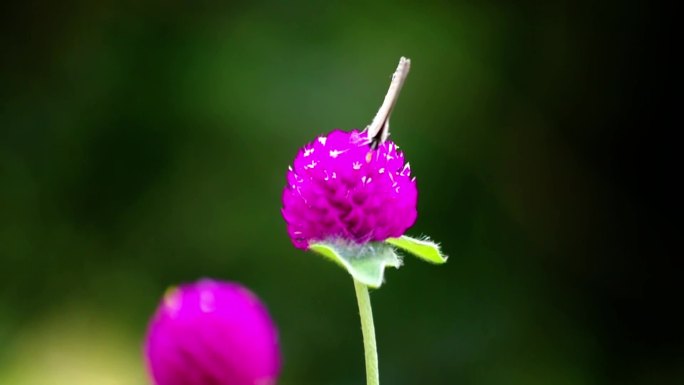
xmin=1 ymin=1 xmax=677 ymax=384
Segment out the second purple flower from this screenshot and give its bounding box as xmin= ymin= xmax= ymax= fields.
xmin=144 ymin=279 xmax=281 ymax=385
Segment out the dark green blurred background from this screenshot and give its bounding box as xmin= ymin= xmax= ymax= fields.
xmin=0 ymin=1 xmax=677 ymax=384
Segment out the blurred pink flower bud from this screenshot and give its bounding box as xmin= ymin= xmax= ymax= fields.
xmin=144 ymin=279 xmax=281 ymax=385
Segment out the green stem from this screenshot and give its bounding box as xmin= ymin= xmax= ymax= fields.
xmin=353 ymin=278 xmax=379 ymax=385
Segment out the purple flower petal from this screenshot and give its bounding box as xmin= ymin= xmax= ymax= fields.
xmin=282 ymin=129 xmax=417 ymax=249
xmin=144 ymin=279 xmax=281 ymax=385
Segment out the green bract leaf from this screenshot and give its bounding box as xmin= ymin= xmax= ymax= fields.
xmin=309 ymin=240 xmax=402 ymax=288
xmin=385 ymin=236 xmax=447 ymax=264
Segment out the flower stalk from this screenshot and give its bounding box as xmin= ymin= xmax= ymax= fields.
xmin=353 ymin=279 xmax=380 ymax=385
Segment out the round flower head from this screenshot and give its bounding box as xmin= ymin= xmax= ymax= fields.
xmin=282 ymin=129 xmax=417 ymax=249
xmin=144 ymin=279 xmax=281 ymax=385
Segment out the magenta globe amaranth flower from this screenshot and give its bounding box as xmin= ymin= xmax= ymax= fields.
xmin=282 ymin=129 xmax=417 ymax=249
xmin=281 ymin=57 xmax=446 ymax=285
xmin=144 ymin=279 xmax=280 ymax=385
xmin=280 ymin=57 xmax=446 ymax=385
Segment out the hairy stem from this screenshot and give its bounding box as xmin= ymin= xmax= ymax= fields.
xmin=353 ymin=278 xmax=379 ymax=385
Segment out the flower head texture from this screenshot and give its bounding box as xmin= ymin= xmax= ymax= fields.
xmin=282 ymin=129 xmax=417 ymax=249
xmin=144 ymin=279 xmax=281 ymax=385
